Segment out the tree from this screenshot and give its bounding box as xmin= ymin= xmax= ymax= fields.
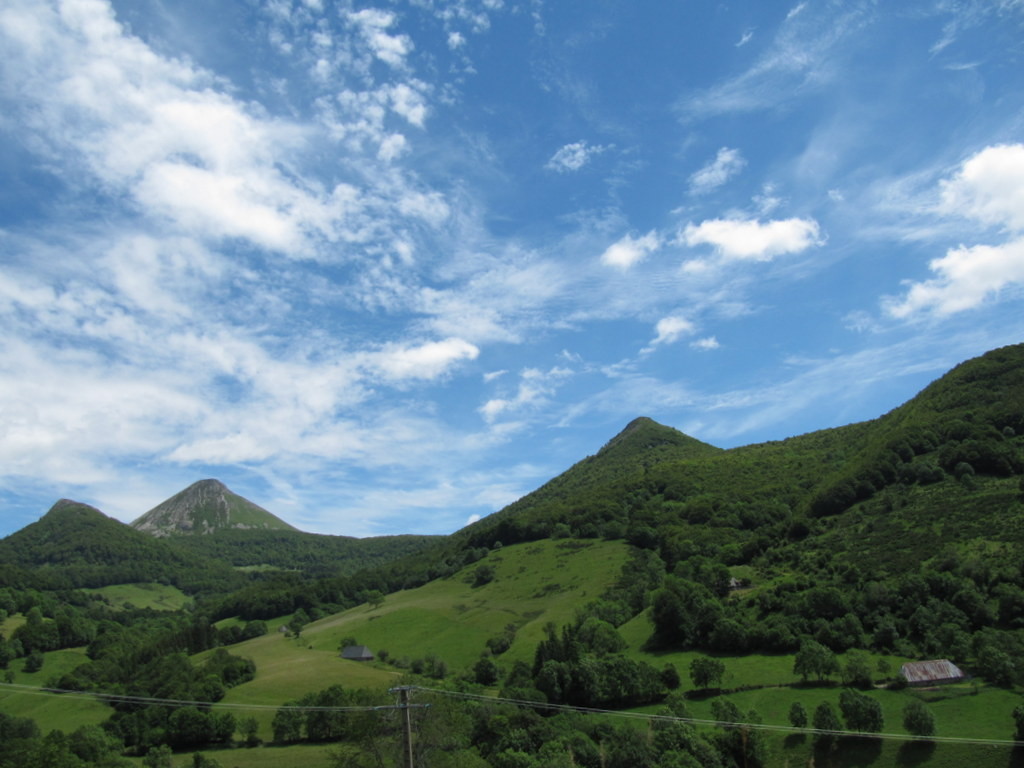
xmin=789 ymin=701 xmax=808 ymax=729
xmin=22 ymin=650 xmax=44 ymax=673
xmin=289 ymin=608 xmax=310 ymax=638
xmin=661 ymin=663 xmax=681 ymax=690
xmin=240 ymin=716 xmax=261 ymax=747
xmin=272 ymin=704 xmax=304 ymax=743
xmin=689 ymin=656 xmax=725 ymax=689
xmin=143 ymin=744 xmax=174 ymax=768
xmin=474 ymin=656 xmax=499 ymax=686
xmin=977 ymin=645 xmax=1015 ymax=687
xmin=191 ymin=754 xmax=224 ymax=768
xmin=1013 ymin=704 xmax=1024 ymax=741
xmin=812 ymin=701 xmax=841 ymax=744
xmin=902 ymin=699 xmax=935 ymax=737
xmin=793 ymin=639 xmax=839 ymax=682
xmin=474 ymin=565 xmax=496 ymax=587
xmin=839 ymin=689 xmax=883 ymax=733
xmin=362 ymin=590 xmax=385 ymax=609
xmin=841 ymin=651 xmax=873 ymax=689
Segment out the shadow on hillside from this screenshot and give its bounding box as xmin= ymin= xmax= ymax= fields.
xmin=812 ymin=736 xmax=882 ymax=767
xmin=896 ymin=740 xmax=935 ymax=766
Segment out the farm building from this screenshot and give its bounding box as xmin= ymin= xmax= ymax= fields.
xmin=341 ymin=645 xmax=375 ymax=661
xmin=900 ymin=659 xmax=965 ymax=685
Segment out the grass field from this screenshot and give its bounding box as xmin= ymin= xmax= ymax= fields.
xmin=0 ymin=647 xmax=111 ymax=732
xmin=0 ymin=612 xmax=26 ymax=636
xmin=123 ymin=743 xmax=338 ymax=767
xmin=83 ymin=582 xmax=190 ymax=611
xmin=204 ymin=538 xmax=630 ymax=742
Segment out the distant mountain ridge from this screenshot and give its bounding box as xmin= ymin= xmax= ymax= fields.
xmin=131 ymin=479 xmax=297 ymax=537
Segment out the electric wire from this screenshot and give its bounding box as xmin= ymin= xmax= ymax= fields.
xmin=1 ymin=680 xmax=1020 ymax=749
xmin=0 ymin=681 xmax=399 ymax=712
xmin=410 ymin=685 xmax=1022 ymax=748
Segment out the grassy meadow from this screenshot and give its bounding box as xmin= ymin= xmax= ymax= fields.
xmin=83 ymin=582 xmax=190 ymax=611
xmin=0 ymin=647 xmax=110 ymax=732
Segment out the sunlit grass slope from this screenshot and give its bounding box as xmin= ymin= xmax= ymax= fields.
xmin=83 ymin=582 xmax=190 ymax=611
xmin=215 ymin=539 xmax=628 ymax=698
xmin=0 ymin=648 xmax=110 ymax=732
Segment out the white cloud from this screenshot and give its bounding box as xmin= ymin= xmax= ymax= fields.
xmin=599 ymin=231 xmax=661 ymax=269
xmin=689 ymin=147 xmax=746 ymax=194
xmin=0 ymin=0 xmax=386 ymax=259
xmin=691 ymin=336 xmax=720 ymax=350
xmin=479 ymin=366 xmax=572 ymax=423
xmin=545 ymin=140 xmax=610 ymax=173
xmin=682 ymin=217 xmax=822 ymax=261
xmin=370 ymin=338 xmax=480 ymax=381
xmin=939 ymin=144 xmax=1024 ymax=231
xmin=886 ymin=144 xmax=1024 ymax=318
xmin=678 ymin=2 xmax=870 ymax=120
xmin=448 ymin=31 xmax=466 ymax=49
xmin=649 ymin=316 xmax=696 ymax=348
xmin=347 ymin=8 xmax=413 ymax=68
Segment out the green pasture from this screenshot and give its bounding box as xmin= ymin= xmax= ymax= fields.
xmin=124 ymin=743 xmax=337 ymax=768
xmin=0 ymin=612 xmax=26 ymax=636
xmin=205 ymin=539 xmax=629 ymax=741
xmin=84 ymin=582 xmax=190 ymax=611
xmin=0 ymin=647 xmax=110 ymax=732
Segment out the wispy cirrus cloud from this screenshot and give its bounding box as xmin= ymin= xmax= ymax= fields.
xmin=480 ymin=366 xmax=573 ymax=423
xmin=545 ymin=140 xmax=611 ymax=173
xmin=678 ymin=1 xmax=873 ymax=120
xmin=689 ymin=147 xmax=746 ymax=194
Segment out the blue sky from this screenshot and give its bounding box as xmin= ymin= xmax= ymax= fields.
xmin=1 ymin=0 xmax=1023 ymax=538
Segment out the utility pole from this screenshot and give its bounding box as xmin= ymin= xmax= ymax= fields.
xmin=389 ymin=686 xmax=429 ymax=768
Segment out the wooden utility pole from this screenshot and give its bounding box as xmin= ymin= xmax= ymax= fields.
xmin=389 ymin=686 xmax=428 ymax=768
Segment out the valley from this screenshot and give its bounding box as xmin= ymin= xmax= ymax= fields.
xmin=1 ymin=343 xmax=1023 ymax=767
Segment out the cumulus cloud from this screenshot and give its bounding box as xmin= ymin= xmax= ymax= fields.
xmin=682 ymin=217 xmax=822 ymax=261
xmin=545 ymin=140 xmax=610 ymax=173
xmin=599 ymin=231 xmax=661 ymax=269
xmin=370 ymin=338 xmax=480 ymax=381
xmin=648 ymin=316 xmax=696 ymax=348
xmin=689 ymin=147 xmax=746 ymax=194
xmin=347 ymin=8 xmax=414 ymax=68
xmin=692 ymin=336 xmax=720 ymax=350
xmin=886 ymin=144 xmax=1024 ymax=318
xmin=939 ymin=143 xmax=1024 ymax=231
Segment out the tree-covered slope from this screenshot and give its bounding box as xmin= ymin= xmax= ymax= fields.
xmin=0 ymin=500 xmax=239 ymax=592
xmin=165 ymin=528 xmax=441 ymax=579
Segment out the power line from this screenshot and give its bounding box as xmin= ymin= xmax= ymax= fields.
xmin=2 ymin=680 xmax=1020 ymax=749
xmin=410 ymin=685 xmax=1021 ymax=748
xmin=0 ymin=682 xmax=396 ymax=713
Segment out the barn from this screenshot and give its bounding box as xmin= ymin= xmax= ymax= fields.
xmin=900 ymin=659 xmax=966 ymax=686
xmin=341 ymin=645 xmax=375 ymax=661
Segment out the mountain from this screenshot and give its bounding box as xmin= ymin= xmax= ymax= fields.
xmin=131 ymin=478 xmax=298 ymax=537
xmin=0 ymin=499 xmax=237 ymax=591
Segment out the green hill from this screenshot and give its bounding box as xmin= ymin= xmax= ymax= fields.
xmin=2 ymin=343 xmax=1024 ymax=768
xmin=0 ymin=499 xmax=236 ymax=591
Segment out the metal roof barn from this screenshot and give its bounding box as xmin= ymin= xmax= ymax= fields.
xmin=900 ymin=659 xmax=965 ymax=685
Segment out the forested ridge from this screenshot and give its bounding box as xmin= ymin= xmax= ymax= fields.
xmin=1 ymin=343 xmax=1024 ymax=767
